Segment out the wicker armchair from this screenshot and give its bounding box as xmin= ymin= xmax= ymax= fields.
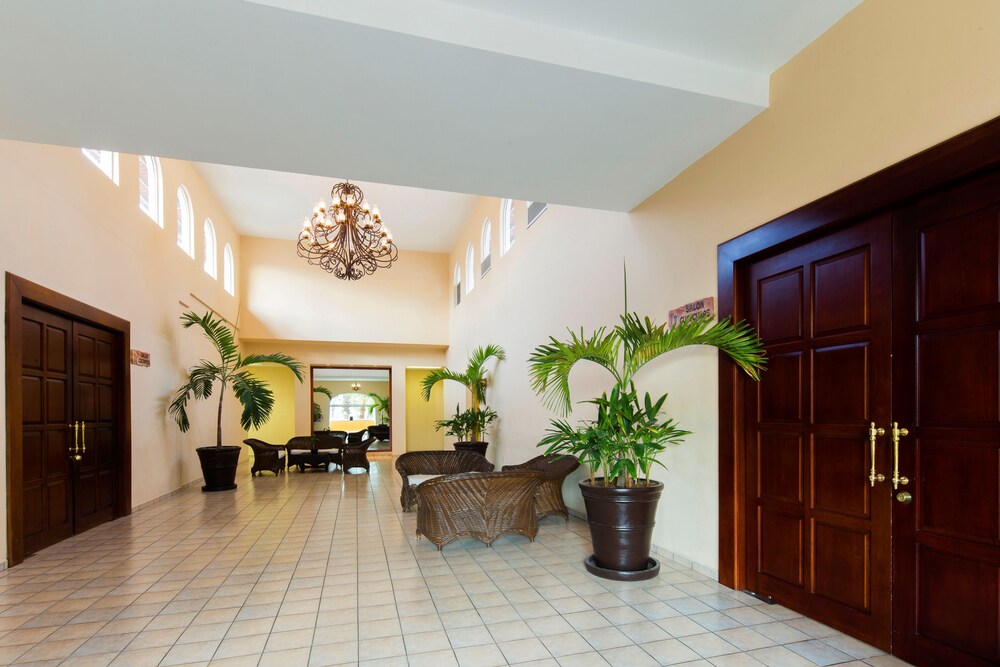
xmin=243 ymin=439 xmax=286 ymax=476
xmin=341 ymin=437 xmax=376 ymax=474
xmin=367 ymin=424 xmax=390 ymax=441
xmin=502 ymin=454 xmax=580 ymax=520
xmin=395 ymin=450 xmax=495 ymax=511
xmin=346 ymin=430 xmax=366 ymax=444
xmin=416 ymin=471 xmax=545 ymax=549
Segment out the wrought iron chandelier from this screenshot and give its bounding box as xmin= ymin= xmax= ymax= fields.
xmin=350 ymin=382 xmax=362 ymax=392
xmin=296 ymin=181 xmax=398 ymax=280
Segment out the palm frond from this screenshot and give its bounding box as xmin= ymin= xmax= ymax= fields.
xmin=619 ymin=311 xmax=766 ymax=382
xmin=313 ymin=386 xmax=334 ymax=399
xmin=167 ymin=362 xmax=221 ymax=431
xmin=231 ymin=371 xmax=275 ymax=431
xmin=180 ymin=311 xmax=239 ymax=369
xmin=464 ymin=344 xmax=507 ymax=403
xmin=238 ymin=352 xmax=305 ymax=381
xmin=528 ymin=328 xmax=621 ymax=416
xmin=420 ymin=367 xmax=470 ymax=401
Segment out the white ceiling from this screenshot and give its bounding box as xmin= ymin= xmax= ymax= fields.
xmin=0 ymin=0 xmax=860 ymax=212
xmin=194 ymin=164 xmax=478 ymax=251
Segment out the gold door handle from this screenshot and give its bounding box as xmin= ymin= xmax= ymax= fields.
xmin=80 ymin=421 xmax=86 ymax=457
xmin=69 ymin=421 xmax=82 ymax=461
xmin=896 ymin=491 xmax=913 ymax=504
xmin=868 ymin=422 xmax=885 ymax=486
xmin=891 ymin=421 xmax=909 ymax=489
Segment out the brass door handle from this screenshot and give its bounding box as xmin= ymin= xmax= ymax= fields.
xmin=80 ymin=421 xmax=86 ymax=457
xmin=891 ymin=421 xmax=909 ymax=489
xmin=868 ymin=422 xmax=886 ymax=486
xmin=69 ymin=421 xmax=82 ymax=461
xmin=896 ymin=491 xmax=913 ymax=504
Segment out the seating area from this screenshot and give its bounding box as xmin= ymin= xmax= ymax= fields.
xmin=244 ymin=435 xmax=376 ymax=475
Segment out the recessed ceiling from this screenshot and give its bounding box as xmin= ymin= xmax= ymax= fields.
xmin=0 ymin=0 xmax=860 ymax=211
xmin=194 ymin=163 xmax=478 ymax=252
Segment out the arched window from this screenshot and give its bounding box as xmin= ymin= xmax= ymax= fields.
xmin=138 ymin=155 xmax=163 ymax=226
xmin=223 ymin=244 xmax=235 ymax=295
xmin=465 ymin=243 xmax=475 ymax=294
xmin=454 ymin=264 xmax=462 ymax=306
xmin=480 ymin=218 xmax=492 ymax=277
xmin=500 ymin=198 xmax=515 ymax=254
xmin=203 ymin=219 xmax=217 ymax=278
xmin=82 ymin=148 xmax=119 ymax=184
xmin=527 ymin=201 xmax=548 ymax=227
xmin=176 ymin=186 xmax=195 ymax=257
xmin=329 ymin=393 xmax=375 ymax=422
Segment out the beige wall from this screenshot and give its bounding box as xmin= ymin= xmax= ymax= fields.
xmin=0 ymin=140 xmax=248 ymax=564
xmin=242 ymin=340 xmax=446 ymax=455
xmin=239 ymin=237 xmax=450 ymax=346
xmin=446 ymin=0 xmax=1000 ymax=575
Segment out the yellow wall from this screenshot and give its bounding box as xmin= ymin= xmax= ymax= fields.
xmin=405 ymin=368 xmax=445 ymax=452
xmin=245 ymin=364 xmax=297 ymax=444
xmin=446 ymin=0 xmax=1000 ymax=575
xmin=0 ymin=140 xmax=247 ymax=564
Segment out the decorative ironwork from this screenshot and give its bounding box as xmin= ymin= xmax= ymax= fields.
xmin=297 ymin=181 xmax=398 ymax=280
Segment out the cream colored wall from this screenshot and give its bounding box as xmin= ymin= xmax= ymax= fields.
xmin=405 ymin=368 xmax=445 ymax=452
xmin=446 ymin=0 xmax=1000 ymax=575
xmin=239 ymin=236 xmax=449 ymax=346
xmin=242 ymin=340 xmax=446 ymax=455
xmin=246 ymin=364 xmax=298 ymax=444
xmin=0 ymin=140 xmax=247 ymax=563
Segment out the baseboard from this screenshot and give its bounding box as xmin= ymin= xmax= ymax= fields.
xmin=567 ymin=507 xmax=719 ymax=581
xmin=131 ymin=476 xmax=203 ymax=513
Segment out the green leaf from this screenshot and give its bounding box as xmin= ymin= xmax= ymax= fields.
xmin=231 ymin=370 xmax=275 ymax=431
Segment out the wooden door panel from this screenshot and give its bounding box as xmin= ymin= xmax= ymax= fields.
xmin=20 ymin=305 xmax=74 ymax=555
xmin=893 ymin=170 xmax=1000 ymax=666
xmin=747 ymin=214 xmax=893 ymax=649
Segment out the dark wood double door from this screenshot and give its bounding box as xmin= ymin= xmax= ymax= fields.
xmin=744 ymin=170 xmax=1000 ymax=665
xmin=19 ymin=303 xmax=121 ymax=556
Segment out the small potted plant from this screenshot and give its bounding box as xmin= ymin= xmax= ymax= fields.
xmin=530 ymin=308 xmax=764 ymax=580
xmin=367 ymin=392 xmax=391 ymax=441
xmin=421 ymin=344 xmax=505 ymax=456
xmin=433 ymin=404 xmax=498 ymax=456
xmin=169 ymin=311 xmax=304 ymax=492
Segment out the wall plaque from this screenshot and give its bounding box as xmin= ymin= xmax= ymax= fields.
xmin=668 ymin=296 xmax=715 ymax=327
xmin=130 ymin=349 xmax=150 ymax=367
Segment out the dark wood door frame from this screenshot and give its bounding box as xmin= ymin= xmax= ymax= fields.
xmin=310 ymin=364 xmax=393 ymax=446
xmin=6 ymin=273 xmax=132 ymax=567
xmin=717 ymin=115 xmax=1000 ymax=590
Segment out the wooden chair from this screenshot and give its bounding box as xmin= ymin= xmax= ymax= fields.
xmin=502 ymin=454 xmax=580 ymax=520
xmin=415 ymin=471 xmax=544 ymax=549
xmin=395 ymin=450 xmax=495 ymax=511
xmin=243 ymin=438 xmax=286 ymax=476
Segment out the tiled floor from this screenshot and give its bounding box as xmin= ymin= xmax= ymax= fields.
xmin=0 ymin=458 xmax=914 ymax=667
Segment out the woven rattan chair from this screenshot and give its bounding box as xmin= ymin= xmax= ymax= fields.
xmin=415 ymin=471 xmax=545 ymax=549
xmin=395 ymin=450 xmax=495 ymax=511
xmin=243 ymin=438 xmax=286 ymax=476
xmin=367 ymin=424 xmax=390 ymax=441
xmin=341 ymin=437 xmax=375 ymax=474
xmin=502 ymin=454 xmax=580 ymax=520
xmin=346 ymin=430 xmax=366 ymax=444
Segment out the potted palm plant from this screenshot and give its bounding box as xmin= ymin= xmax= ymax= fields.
xmin=530 ymin=310 xmax=764 ymax=580
xmin=420 ymin=344 xmax=505 ymax=456
xmin=169 ymin=311 xmax=305 ymax=492
xmin=313 ymin=386 xmax=333 ymax=427
xmin=367 ymin=392 xmax=390 ymax=425
xmin=434 ymin=404 xmax=498 ymax=451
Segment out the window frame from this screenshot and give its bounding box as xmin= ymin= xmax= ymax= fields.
xmin=203 ymin=219 xmax=218 ymax=279
xmin=82 ymin=148 xmax=119 ymax=184
xmin=223 ymin=243 xmax=235 ymax=295
xmin=480 ymin=218 xmax=492 ymax=277
xmin=176 ymin=186 xmax=195 ymax=258
xmin=138 ymin=155 xmax=163 ymax=226
xmin=454 ymin=264 xmax=462 ymax=306
xmin=465 ymin=243 xmax=475 ymax=294
xmin=500 ymin=198 xmax=515 ymax=254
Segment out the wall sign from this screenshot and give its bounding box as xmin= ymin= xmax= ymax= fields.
xmin=130 ymin=349 xmax=150 ymax=367
xmin=668 ymin=296 xmax=715 ymax=327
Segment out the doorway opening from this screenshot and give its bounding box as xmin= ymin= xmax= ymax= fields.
xmin=311 ymin=366 xmax=392 ymax=452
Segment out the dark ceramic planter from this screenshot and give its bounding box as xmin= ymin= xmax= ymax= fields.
xmin=453 ymin=441 xmax=489 ymax=456
xmin=196 ymin=445 xmax=241 ymax=492
xmin=579 ymin=478 xmax=663 ymax=580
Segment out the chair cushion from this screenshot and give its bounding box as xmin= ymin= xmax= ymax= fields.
xmin=407 ymin=474 xmax=443 ymax=486
xmin=289 ymin=449 xmax=312 ymax=455
xmin=277 ymin=450 xmax=285 ymax=459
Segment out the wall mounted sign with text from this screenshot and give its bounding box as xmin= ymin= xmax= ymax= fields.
xmin=668 ymin=296 xmax=715 ymax=327
xmin=130 ymin=349 xmax=150 ymax=367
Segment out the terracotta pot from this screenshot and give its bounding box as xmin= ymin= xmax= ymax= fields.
xmin=453 ymin=441 xmax=488 ymax=456
xmin=579 ymin=479 xmax=663 ymax=576
xmin=196 ymin=445 xmax=241 ymax=492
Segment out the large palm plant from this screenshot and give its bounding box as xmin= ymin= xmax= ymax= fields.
xmin=420 ymin=344 xmax=506 ymax=441
xmin=367 ymin=392 xmax=390 ymax=424
xmin=530 ymin=311 xmax=765 ymax=487
xmin=169 ymin=311 xmax=305 ymax=446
